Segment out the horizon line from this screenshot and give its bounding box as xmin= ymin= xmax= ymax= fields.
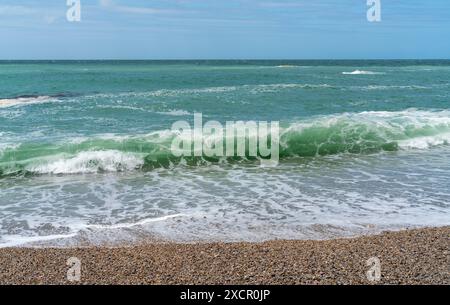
xmin=0 ymin=58 xmax=449 ymax=61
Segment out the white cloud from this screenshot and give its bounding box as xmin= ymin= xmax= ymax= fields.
xmin=0 ymin=5 xmax=36 ymax=15
xmin=99 ymin=0 xmax=114 ymax=7
xmin=99 ymin=0 xmax=183 ymax=15
xmin=259 ymin=2 xmax=305 ymax=8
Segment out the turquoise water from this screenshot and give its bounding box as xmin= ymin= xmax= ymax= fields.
xmin=1 ymin=60 xmax=450 ymax=246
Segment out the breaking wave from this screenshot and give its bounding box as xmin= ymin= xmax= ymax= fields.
xmin=0 ymin=93 xmax=79 ymax=108
xmin=1 ymin=109 xmax=450 ymax=176
xmin=0 ymin=95 xmax=55 ymax=108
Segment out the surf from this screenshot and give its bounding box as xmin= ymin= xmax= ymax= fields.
xmin=1 ymin=109 xmax=450 ymax=176
xmin=0 ymin=96 xmax=54 ymax=108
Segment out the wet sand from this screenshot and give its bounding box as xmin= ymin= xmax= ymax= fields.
xmin=0 ymin=227 xmax=448 ymax=285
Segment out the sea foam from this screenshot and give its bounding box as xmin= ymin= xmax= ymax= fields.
xmin=24 ymin=150 xmax=145 ymax=174
xmin=342 ymin=70 xmax=383 ymax=75
xmin=1 ymin=109 xmax=450 ymax=175
xmin=0 ymin=96 xmax=55 ymax=108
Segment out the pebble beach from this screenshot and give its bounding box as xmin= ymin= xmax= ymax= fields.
xmin=0 ymin=227 xmax=448 ymax=285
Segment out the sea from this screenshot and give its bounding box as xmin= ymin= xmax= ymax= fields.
xmin=0 ymin=60 xmax=449 ymax=247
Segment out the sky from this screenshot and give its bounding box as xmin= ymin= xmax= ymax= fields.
xmin=0 ymin=0 xmax=449 ymax=59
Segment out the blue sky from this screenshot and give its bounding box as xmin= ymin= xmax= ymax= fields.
xmin=0 ymin=0 xmax=449 ymax=59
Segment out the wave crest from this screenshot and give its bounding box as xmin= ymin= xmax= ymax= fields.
xmin=1 ymin=110 xmax=450 ymax=176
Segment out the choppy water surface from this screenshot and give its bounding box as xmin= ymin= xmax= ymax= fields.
xmin=1 ymin=60 xmax=449 ymax=246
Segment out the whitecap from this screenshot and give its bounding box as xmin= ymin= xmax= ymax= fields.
xmin=0 ymin=96 xmax=57 ymax=108
xmin=156 ymin=109 xmax=192 ymax=116
xmin=342 ymin=70 xmax=384 ymax=75
xmin=25 ymin=150 xmax=145 ymax=174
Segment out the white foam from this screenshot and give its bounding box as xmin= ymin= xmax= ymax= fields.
xmin=149 ymin=86 xmax=238 ymax=97
xmin=282 ymin=109 xmax=450 ymax=151
xmin=25 ymin=150 xmax=145 ymax=174
xmin=97 ymin=105 xmax=148 ymax=112
xmin=157 ymin=109 xmax=192 ymax=116
xmin=87 ymin=83 xmax=332 ymax=100
xmin=275 ymin=65 xmax=299 ymax=68
xmin=85 ymin=214 xmax=186 ymax=230
xmin=0 ymin=143 xmax=19 ymax=156
xmin=0 ymin=214 xmax=186 ymax=247
xmin=247 ymin=83 xmax=332 ymax=93
xmin=360 ymin=85 xmax=429 ymax=90
xmin=1 ymin=146 xmax=450 ymax=247
xmin=0 ymin=232 xmax=80 ymax=248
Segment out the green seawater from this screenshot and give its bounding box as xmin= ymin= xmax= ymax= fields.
xmin=0 ymin=60 xmax=449 ymax=246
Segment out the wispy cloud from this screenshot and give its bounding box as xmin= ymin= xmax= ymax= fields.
xmin=259 ymin=2 xmax=306 ymax=8
xmin=0 ymin=5 xmax=36 ymax=15
xmin=99 ymin=0 xmax=185 ymax=15
xmin=0 ymin=4 xmax=60 ymax=25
